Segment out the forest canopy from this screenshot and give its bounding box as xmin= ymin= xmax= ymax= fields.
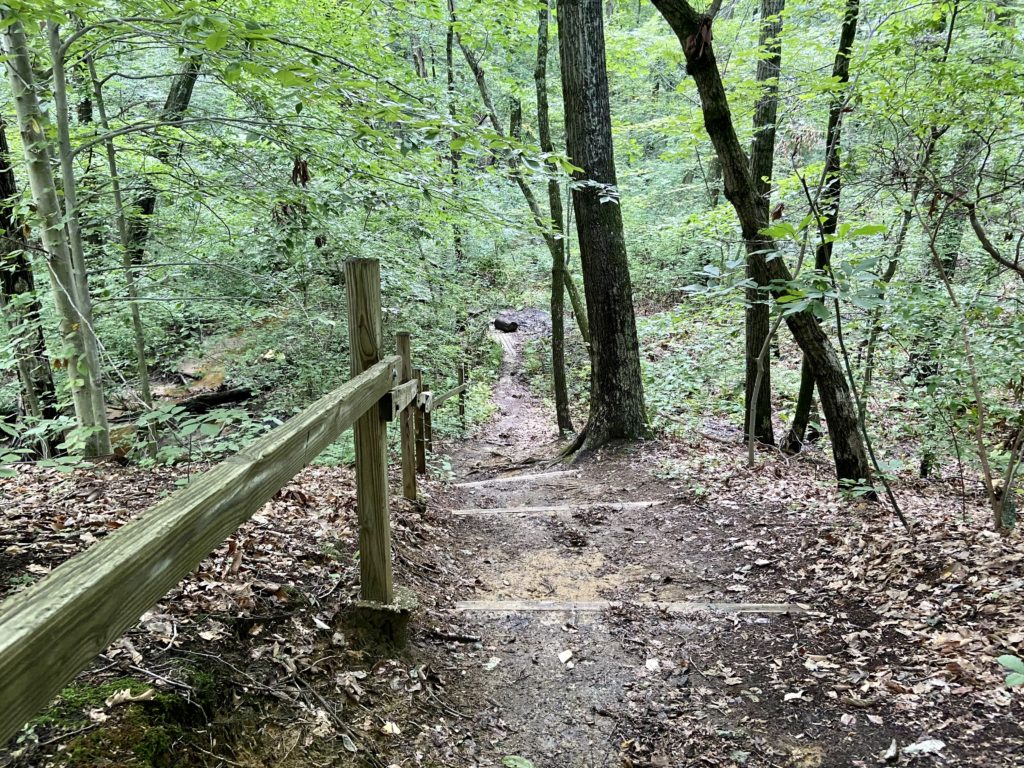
xmin=1 ymin=0 xmax=1022 ymax=530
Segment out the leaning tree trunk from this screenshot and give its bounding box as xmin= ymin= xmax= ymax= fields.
xmin=0 ymin=121 xmax=58 ymax=457
xmin=3 ymin=17 xmax=110 ymax=457
xmin=558 ymin=0 xmax=647 ymax=452
xmin=536 ymin=0 xmax=574 ymax=435
xmin=457 ymin=19 xmax=591 ymax=356
xmin=744 ymin=0 xmax=785 ymax=446
xmin=781 ymin=0 xmax=859 ymax=455
xmin=652 ymin=0 xmax=870 ymax=481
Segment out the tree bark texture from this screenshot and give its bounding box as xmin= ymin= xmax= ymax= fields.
xmin=3 ymin=18 xmax=111 ymax=457
xmin=651 ymin=0 xmax=870 ymax=481
xmin=744 ymin=0 xmax=784 ymax=446
xmin=48 ymin=22 xmax=111 ymax=453
xmin=535 ymin=0 xmax=574 ymax=434
xmin=558 ymin=0 xmax=647 ymax=451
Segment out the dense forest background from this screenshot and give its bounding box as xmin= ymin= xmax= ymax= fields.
xmin=2 ymin=0 xmax=1023 ymax=526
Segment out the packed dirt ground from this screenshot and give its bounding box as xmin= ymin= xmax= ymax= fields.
xmin=1 ymin=311 xmax=1022 ymax=767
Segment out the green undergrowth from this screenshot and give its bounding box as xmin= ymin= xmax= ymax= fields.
xmin=8 ymin=665 xmax=234 ymax=768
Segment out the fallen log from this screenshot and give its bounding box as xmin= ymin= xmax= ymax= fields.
xmin=177 ymin=386 xmax=253 ymax=414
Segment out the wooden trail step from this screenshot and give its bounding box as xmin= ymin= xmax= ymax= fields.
xmin=456 ymin=600 xmax=808 ymax=615
xmin=454 ymin=469 xmax=581 ymax=489
xmin=452 ymin=500 xmax=664 ymax=516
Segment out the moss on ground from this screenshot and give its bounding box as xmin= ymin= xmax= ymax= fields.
xmin=8 ymin=664 xmax=231 ymax=768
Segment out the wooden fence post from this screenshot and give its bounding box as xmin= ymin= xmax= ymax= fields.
xmin=396 ymin=332 xmax=417 ymax=502
xmin=345 ymin=258 xmax=393 ymax=604
xmin=414 ymin=367 xmax=427 ymax=476
xmin=458 ymin=362 xmax=467 ymax=433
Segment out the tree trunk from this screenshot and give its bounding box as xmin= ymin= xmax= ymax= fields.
xmin=652 ymin=0 xmax=870 ymax=481
xmin=2 ymin=17 xmax=110 ymax=456
xmin=445 ymin=0 xmax=465 ymax=263
xmin=558 ymin=0 xmax=647 ymax=451
xmin=0 ymin=120 xmax=58 ymax=457
xmin=535 ymin=0 xmax=574 ymax=434
xmin=457 ymin=24 xmax=591 ymax=350
xmin=47 ymin=22 xmax=111 ymax=456
xmin=125 ymin=57 xmax=202 ymax=266
xmin=781 ymin=0 xmax=859 ymax=455
xmin=744 ymin=0 xmax=784 ymax=446
xmin=88 ymin=56 xmax=157 ymax=453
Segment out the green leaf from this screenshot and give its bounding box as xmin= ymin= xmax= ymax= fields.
xmin=520 ymin=156 xmax=543 ymax=172
xmin=761 ymin=221 xmax=797 ymax=240
xmin=200 ymin=422 xmax=222 ymax=436
xmin=847 ymin=223 xmax=887 ymax=238
xmin=997 ymin=655 xmax=1024 ymax=674
xmin=1007 ymin=673 xmax=1024 ymax=687
xmin=502 ymin=758 xmax=534 ymax=768
xmin=274 ymin=68 xmax=310 ymax=88
xmin=224 ymin=62 xmax=243 ymax=83
xmin=204 ymin=29 xmax=230 ymax=52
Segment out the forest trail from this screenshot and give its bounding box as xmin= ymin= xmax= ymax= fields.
xmin=1 ymin=309 xmax=1019 ymax=768
xmin=402 ymin=311 xmax=1021 ymax=768
xmin=414 ymin=312 xmax=860 ymax=767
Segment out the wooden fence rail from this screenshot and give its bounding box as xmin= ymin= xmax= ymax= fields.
xmin=0 ymin=257 xmax=469 ymax=746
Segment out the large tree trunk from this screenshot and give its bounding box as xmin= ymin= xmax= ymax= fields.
xmin=652 ymin=0 xmax=870 ymax=481
xmin=744 ymin=0 xmax=784 ymax=446
xmin=558 ymin=0 xmax=647 ymax=451
xmin=0 ymin=121 xmax=58 ymax=456
xmin=2 ymin=17 xmax=110 ymax=457
xmin=535 ymin=0 xmax=574 ymax=435
xmin=782 ymin=0 xmax=859 ymax=455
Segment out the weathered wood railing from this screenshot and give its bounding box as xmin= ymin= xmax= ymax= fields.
xmin=0 ymin=257 xmax=469 ymax=745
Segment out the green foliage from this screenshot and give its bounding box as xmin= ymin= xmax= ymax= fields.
xmin=998 ymin=655 xmax=1024 ymax=688
xmin=135 ymin=405 xmax=277 ymax=466
xmin=0 ymin=0 xmax=1020 ymax=524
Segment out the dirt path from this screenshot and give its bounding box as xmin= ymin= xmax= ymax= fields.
xmin=399 ymin=310 xmax=1021 ymax=768
xmin=415 ymin=315 xmax=816 ymax=766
